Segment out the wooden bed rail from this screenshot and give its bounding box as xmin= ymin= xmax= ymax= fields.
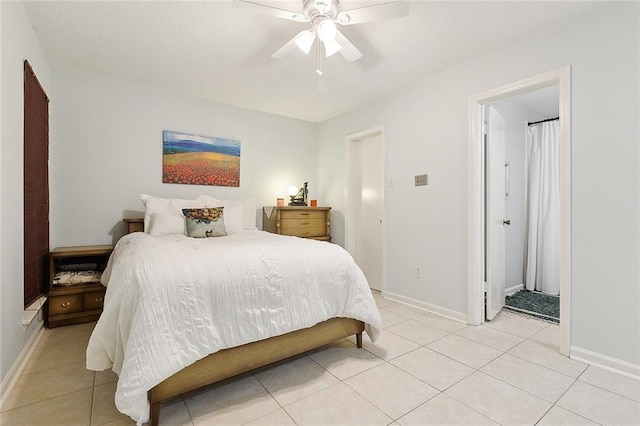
xmin=148 ymin=318 xmax=364 ymax=425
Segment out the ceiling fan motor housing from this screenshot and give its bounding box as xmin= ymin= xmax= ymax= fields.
xmin=304 ymin=0 xmax=339 ymax=21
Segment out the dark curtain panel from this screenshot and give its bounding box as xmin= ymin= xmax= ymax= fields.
xmin=23 ymin=60 xmax=50 ymax=308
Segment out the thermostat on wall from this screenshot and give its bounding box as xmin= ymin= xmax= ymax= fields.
xmin=415 ymin=174 xmax=428 ymax=186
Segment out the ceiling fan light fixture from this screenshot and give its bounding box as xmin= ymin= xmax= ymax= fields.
xmin=294 ymin=30 xmax=315 ymax=54
xmin=237 ymin=0 xmax=410 ymax=68
xmin=324 ymin=39 xmax=342 ymax=57
xmin=317 ymin=19 xmax=337 ymax=42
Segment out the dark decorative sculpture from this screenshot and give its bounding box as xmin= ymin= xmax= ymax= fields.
xmin=289 ymin=182 xmax=308 ymax=206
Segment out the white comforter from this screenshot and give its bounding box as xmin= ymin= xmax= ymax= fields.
xmin=86 ymin=230 xmax=382 ymax=425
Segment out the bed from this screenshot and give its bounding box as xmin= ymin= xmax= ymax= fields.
xmin=86 ymin=199 xmax=382 ymax=426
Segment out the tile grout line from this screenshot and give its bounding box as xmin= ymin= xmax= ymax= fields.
xmin=179 ymin=393 xmax=195 ymax=426
xmin=367 ymin=312 xmax=518 ymax=413
xmin=505 ymin=342 xmax=588 ymax=380
xmin=400 ymin=340 xmax=506 ymax=426
xmin=249 ymin=375 xmax=298 ymax=426
xmin=0 ymin=381 xmax=96 ymax=415
xmin=537 ymin=369 xmax=607 ymax=426
xmin=436 ymin=323 xmax=565 ymax=425
xmin=469 ymin=329 xmax=600 ymax=425
xmin=575 ymin=367 xmax=640 ymax=404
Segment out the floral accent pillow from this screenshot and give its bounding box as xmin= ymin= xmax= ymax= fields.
xmin=182 ymin=208 xmax=227 ymax=238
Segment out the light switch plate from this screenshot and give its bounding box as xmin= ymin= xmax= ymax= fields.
xmin=415 ymin=174 xmax=428 ymax=186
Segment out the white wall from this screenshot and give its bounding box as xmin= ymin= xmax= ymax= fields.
xmin=318 ymin=3 xmax=639 ymax=366
xmin=0 ymin=1 xmax=52 ymax=381
xmin=492 ymin=99 xmax=547 ymax=290
xmin=50 ymin=69 xmax=318 ymax=247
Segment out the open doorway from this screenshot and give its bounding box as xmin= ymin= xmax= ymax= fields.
xmin=467 ymin=68 xmax=571 ymax=356
xmin=492 ymin=86 xmax=561 ymax=324
xmin=345 ymin=126 xmax=385 ymax=292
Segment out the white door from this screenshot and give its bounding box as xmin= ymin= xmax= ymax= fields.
xmin=486 ymin=106 xmax=506 ymax=320
xmin=356 ymin=134 xmax=384 ymax=291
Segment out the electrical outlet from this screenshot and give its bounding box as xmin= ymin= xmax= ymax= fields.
xmin=415 ymin=267 xmax=421 ymax=278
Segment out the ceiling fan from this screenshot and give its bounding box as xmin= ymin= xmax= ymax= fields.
xmin=234 ymin=0 xmax=409 ymax=66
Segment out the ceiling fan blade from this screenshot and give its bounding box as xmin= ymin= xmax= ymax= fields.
xmin=335 ymin=31 xmax=362 ymax=62
xmin=335 ymin=0 xmax=409 ymax=25
xmin=272 ymin=30 xmax=316 ymax=58
xmin=234 ymin=0 xmax=309 ymax=22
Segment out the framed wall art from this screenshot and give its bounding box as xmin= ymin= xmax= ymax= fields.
xmin=162 ymin=130 xmax=240 ymax=187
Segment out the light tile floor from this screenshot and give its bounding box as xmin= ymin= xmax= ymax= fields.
xmin=2 ymin=294 xmax=639 ymax=425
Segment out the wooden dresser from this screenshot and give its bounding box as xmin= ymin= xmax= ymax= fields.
xmin=46 ymin=245 xmax=113 ymax=328
xmin=262 ymin=206 xmax=331 ymax=241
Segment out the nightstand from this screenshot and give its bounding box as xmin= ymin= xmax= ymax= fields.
xmin=123 ymin=217 xmax=144 ymax=234
xmin=46 ymin=245 xmax=113 ymax=328
xmin=262 ymin=206 xmax=331 ymax=241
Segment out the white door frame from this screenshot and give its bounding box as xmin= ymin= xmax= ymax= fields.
xmin=467 ymin=67 xmax=571 ymax=356
xmin=345 ymin=125 xmax=386 ymax=292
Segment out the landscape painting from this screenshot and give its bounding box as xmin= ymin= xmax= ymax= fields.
xmin=162 ymin=130 xmax=240 ymax=187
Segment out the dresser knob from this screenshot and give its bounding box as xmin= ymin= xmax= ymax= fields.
xmin=61 ymin=301 xmax=71 ymax=307
xmin=95 ymin=297 xmax=103 ymax=302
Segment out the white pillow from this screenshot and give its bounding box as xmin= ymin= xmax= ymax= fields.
xmin=148 ymin=213 xmax=185 ymax=236
xmin=220 ymin=203 xmax=243 ymax=234
xmin=241 ymin=199 xmax=257 ymax=230
xmin=201 ymin=196 xmax=257 ymax=230
xmin=140 ymin=194 xmax=206 ymax=232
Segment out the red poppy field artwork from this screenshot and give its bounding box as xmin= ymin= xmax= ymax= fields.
xmin=162 ymin=130 xmax=240 ymax=187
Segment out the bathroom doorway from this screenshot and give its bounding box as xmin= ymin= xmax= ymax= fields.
xmin=468 ymin=67 xmax=571 ymax=355
xmin=491 ymin=86 xmax=561 ymax=324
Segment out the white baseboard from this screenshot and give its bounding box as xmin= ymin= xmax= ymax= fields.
xmin=0 ymin=322 xmax=45 ymax=410
xmin=571 ymin=346 xmax=640 ymax=380
xmin=505 ymin=283 xmax=524 ymax=296
xmin=381 ymin=290 xmax=467 ymax=323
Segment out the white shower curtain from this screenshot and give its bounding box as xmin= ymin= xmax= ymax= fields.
xmin=525 ymin=120 xmax=560 ymax=295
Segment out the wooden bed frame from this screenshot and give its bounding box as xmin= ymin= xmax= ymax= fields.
xmin=121 ymin=219 xmax=365 ymax=425
xmin=148 ymin=317 xmax=364 ymax=425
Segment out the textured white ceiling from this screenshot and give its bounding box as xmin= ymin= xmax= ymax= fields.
xmin=23 ymin=1 xmax=601 ymax=122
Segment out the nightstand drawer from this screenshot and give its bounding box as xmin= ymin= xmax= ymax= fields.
xmin=49 ymin=294 xmax=83 ymax=315
xmin=84 ymin=291 xmax=105 ymax=310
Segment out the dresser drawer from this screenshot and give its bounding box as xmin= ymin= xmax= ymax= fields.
xmin=280 ymin=226 xmax=327 ymax=238
xmin=280 ymin=220 xmax=327 ymax=237
xmin=280 ymin=210 xmax=326 ymax=220
xmin=49 ymin=294 xmax=83 ymax=315
xmin=84 ymin=290 xmax=105 ymax=311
